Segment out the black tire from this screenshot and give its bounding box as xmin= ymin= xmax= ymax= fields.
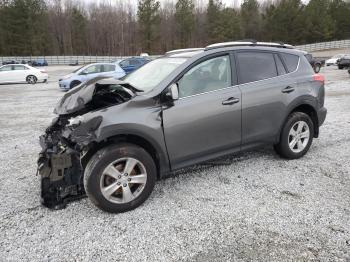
xmin=84 ymin=143 xmax=157 ymax=213
xmin=26 ymin=75 xmax=37 ymax=84
xmin=70 ymin=80 xmax=81 ymax=89
xmin=274 ymin=112 xmax=314 ymax=159
xmin=338 ymin=65 xmax=344 ymax=70
xmin=313 ymin=64 xmax=321 ymax=73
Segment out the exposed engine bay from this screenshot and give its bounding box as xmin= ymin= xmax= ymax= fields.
xmin=37 ymin=78 xmax=135 ymax=209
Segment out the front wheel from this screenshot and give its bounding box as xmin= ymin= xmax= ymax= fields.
xmin=26 ymin=75 xmax=37 ymax=84
xmin=274 ymin=112 xmax=314 ymax=159
xmin=84 ymin=143 xmax=156 ymax=213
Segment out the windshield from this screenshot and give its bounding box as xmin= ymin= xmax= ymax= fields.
xmin=123 ymin=57 xmax=187 ymax=92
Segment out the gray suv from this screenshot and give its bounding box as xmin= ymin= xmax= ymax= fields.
xmin=38 ymin=41 xmax=327 ymax=213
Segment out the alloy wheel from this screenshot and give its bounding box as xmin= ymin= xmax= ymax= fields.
xmin=100 ymin=157 xmax=147 ymax=204
xmin=288 ymin=120 xmax=310 ymax=153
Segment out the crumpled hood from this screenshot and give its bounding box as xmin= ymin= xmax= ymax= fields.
xmin=54 ymin=77 xmax=134 ymax=115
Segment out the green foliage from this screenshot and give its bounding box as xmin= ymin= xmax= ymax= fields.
xmin=240 ymin=0 xmax=261 ymax=39
xmin=71 ymin=7 xmax=87 ymax=55
xmin=303 ymin=0 xmax=335 ymax=42
xmin=0 ymin=0 xmax=48 ymax=56
xmin=262 ymin=0 xmax=307 ymax=44
xmin=175 ymin=0 xmax=195 ymax=48
xmin=0 ymin=0 xmax=349 ymax=56
xmin=137 ymin=0 xmax=160 ymax=52
xmin=328 ymin=0 xmax=350 ymax=39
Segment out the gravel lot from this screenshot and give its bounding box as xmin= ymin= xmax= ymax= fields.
xmin=0 ymin=66 xmax=349 ymax=261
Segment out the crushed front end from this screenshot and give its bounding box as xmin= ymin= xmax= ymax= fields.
xmin=37 ymin=78 xmax=135 ymax=209
xmin=38 ymin=116 xmax=86 ymax=209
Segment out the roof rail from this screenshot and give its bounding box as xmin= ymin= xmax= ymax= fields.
xmin=205 ymin=41 xmax=294 ymax=50
xmin=165 ymin=48 xmax=204 ymax=56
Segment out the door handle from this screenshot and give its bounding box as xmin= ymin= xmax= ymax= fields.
xmin=222 ymin=97 xmax=240 ymax=105
xmin=282 ymin=86 xmax=295 ymax=93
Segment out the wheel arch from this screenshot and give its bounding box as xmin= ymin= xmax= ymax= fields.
xmin=81 ymin=133 xmax=170 ymax=180
xmin=277 ymin=99 xmax=320 ymax=143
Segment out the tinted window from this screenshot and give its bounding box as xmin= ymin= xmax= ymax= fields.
xmin=130 ymin=59 xmax=140 ymax=66
xmin=103 ymin=64 xmax=115 ymax=72
xmin=237 ymin=52 xmax=277 ymax=84
xmin=120 ymin=60 xmax=130 ymax=67
xmin=280 ymin=53 xmax=299 ymax=72
xmin=274 ymin=54 xmax=286 ymax=75
xmin=178 ymin=55 xmax=231 ymax=98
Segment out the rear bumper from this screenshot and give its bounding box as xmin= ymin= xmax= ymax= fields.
xmin=318 ymin=107 xmax=327 ymax=126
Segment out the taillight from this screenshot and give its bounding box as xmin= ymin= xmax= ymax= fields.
xmin=313 ymin=74 xmax=325 ymax=83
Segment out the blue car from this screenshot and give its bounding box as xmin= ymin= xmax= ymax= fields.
xmin=116 ymin=57 xmax=151 ymax=74
xmin=58 ymin=63 xmax=126 ymax=90
xmin=31 ymin=59 xmax=48 ymax=66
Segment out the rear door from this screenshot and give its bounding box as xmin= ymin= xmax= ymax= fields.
xmin=162 ymin=53 xmax=242 ymax=169
xmin=236 ymin=50 xmax=299 ymax=147
xmin=13 ymin=65 xmax=28 ymax=82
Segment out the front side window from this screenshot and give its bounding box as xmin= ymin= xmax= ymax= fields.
xmin=237 ymin=52 xmax=277 ymax=84
xmin=178 ymin=55 xmax=232 ymax=98
xmin=124 ymin=57 xmax=187 ymax=92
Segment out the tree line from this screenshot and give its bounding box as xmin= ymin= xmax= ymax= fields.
xmin=0 ymin=0 xmax=349 ymax=56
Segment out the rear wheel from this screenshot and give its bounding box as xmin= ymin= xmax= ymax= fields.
xmin=313 ymin=64 xmax=321 ymax=73
xmin=26 ymin=75 xmax=37 ymax=84
xmin=274 ymin=112 xmax=314 ymax=159
xmin=84 ymin=143 xmax=156 ymax=213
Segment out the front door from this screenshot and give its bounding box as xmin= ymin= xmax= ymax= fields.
xmin=162 ymin=54 xmax=242 ymax=169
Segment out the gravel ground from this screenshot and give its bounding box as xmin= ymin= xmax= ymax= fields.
xmin=0 ymin=66 xmax=349 ymax=261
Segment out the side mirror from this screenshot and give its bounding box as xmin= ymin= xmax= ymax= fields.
xmin=168 ymin=83 xmax=179 ymax=100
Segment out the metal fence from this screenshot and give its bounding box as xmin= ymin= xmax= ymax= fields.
xmin=0 ymin=55 xmax=160 ymax=65
xmin=295 ymin=39 xmax=350 ymax=52
xmin=1 ymin=40 xmax=349 ymax=65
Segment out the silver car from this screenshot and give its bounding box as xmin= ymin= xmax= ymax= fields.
xmin=38 ymin=41 xmax=327 ymax=213
xmin=58 ymin=63 xmax=125 ymax=90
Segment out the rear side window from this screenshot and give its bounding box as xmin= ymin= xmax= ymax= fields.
xmin=274 ymin=54 xmax=287 ymax=75
xmin=237 ymin=52 xmax=277 ymax=84
xmin=280 ymin=53 xmax=299 ymax=72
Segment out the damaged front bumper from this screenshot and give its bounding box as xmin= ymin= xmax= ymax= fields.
xmin=37 ymin=116 xmax=101 ymax=209
xmin=38 ymin=132 xmax=86 ymax=209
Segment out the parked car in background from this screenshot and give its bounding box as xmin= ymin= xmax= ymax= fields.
xmin=304 ymin=53 xmax=324 ymax=73
xmin=337 ymin=55 xmax=350 ymax=69
xmin=325 ymin=54 xmax=346 ymax=66
xmin=31 ymin=59 xmax=48 ymax=66
xmin=69 ymin=60 xmax=79 ymax=66
xmin=2 ymin=60 xmax=18 ymax=65
xmin=116 ymin=57 xmax=151 ymax=74
xmin=58 ymin=63 xmax=125 ymax=90
xmin=0 ymin=64 xmax=48 ymax=84
xmin=39 ymin=41 xmax=327 ymax=213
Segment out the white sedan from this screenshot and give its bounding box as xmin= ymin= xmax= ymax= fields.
xmin=0 ymin=64 xmax=48 ymax=84
xmin=325 ymin=54 xmax=346 ymax=66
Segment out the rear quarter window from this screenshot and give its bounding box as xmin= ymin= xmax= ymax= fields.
xmin=280 ymin=53 xmax=299 ymax=72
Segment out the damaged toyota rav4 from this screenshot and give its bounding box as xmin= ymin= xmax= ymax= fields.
xmin=38 ymin=41 xmax=327 ymax=213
